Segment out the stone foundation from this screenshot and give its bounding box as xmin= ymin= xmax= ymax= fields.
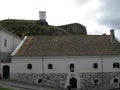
xmin=44 ymin=73 xmax=67 ymax=88
xmin=10 ymin=73 xmax=67 ymax=88
xmin=10 ymin=72 xmax=120 ymax=90
xmin=10 ymin=73 xmax=43 ymax=85
xmin=79 ymin=72 xmax=120 ymax=90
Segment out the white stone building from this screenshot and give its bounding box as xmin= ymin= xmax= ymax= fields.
xmin=0 ymin=26 xmax=21 ymax=79
xmin=11 ymin=30 xmax=120 ymax=90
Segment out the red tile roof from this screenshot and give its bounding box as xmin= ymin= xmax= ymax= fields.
xmin=15 ymin=35 xmax=120 ymax=56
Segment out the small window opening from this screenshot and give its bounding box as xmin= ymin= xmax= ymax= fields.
xmin=93 ymin=79 xmax=99 ymax=85
xmin=4 ymin=39 xmax=7 ymax=47
xmin=70 ymin=69 xmax=74 ymax=72
xmin=70 ymin=64 xmax=74 ymax=69
xmin=113 ymin=79 xmax=118 ymax=83
xmin=113 ymin=63 xmax=116 ymax=68
xmin=48 ymin=64 xmax=53 ymax=69
xmin=93 ymin=63 xmax=98 ymax=69
xmin=113 ymin=62 xmax=119 ymax=68
xmin=38 ymin=79 xmax=42 ymax=83
xmin=27 ymin=64 xmax=32 ymax=69
xmin=117 ymin=63 xmax=119 ymax=68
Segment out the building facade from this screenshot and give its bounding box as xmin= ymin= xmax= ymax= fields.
xmin=11 ymin=30 xmax=120 ymax=90
xmin=0 ymin=26 xmax=22 ymax=79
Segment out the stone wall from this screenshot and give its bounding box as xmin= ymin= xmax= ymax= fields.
xmin=10 ymin=72 xmax=120 ymax=90
xmin=10 ymin=73 xmax=67 ymax=88
xmin=10 ymin=73 xmax=43 ymax=85
xmin=44 ymin=73 xmax=67 ymax=88
xmin=79 ymin=72 xmax=120 ymax=90
xmin=59 ymin=23 xmax=87 ymax=35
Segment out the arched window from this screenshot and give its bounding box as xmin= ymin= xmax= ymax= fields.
xmin=4 ymin=39 xmax=7 ymax=47
xmin=117 ymin=63 xmax=119 ymax=68
xmin=27 ymin=64 xmax=32 ymax=69
xmin=69 ymin=63 xmax=75 ymax=72
xmin=113 ymin=62 xmax=119 ymax=68
xmin=38 ymin=79 xmax=42 ymax=83
xmin=113 ymin=78 xmax=118 ymax=83
xmin=48 ymin=64 xmax=53 ymax=69
xmin=113 ymin=63 xmax=116 ymax=68
xmin=70 ymin=64 xmax=74 ymax=69
xmin=93 ymin=79 xmax=99 ymax=85
xmin=93 ymin=63 xmax=98 ymax=69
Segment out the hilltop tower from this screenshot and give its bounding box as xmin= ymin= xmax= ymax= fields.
xmin=39 ymin=11 xmax=46 ymax=21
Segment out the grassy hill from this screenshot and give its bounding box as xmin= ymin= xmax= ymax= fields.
xmin=0 ymin=19 xmax=87 ymax=37
xmin=0 ymin=19 xmax=67 ymax=37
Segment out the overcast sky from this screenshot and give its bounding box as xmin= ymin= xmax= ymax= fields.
xmin=0 ymin=0 xmax=120 ymax=40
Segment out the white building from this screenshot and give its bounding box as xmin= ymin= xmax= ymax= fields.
xmin=0 ymin=26 xmax=22 ymax=79
xmin=11 ymin=30 xmax=120 ymax=90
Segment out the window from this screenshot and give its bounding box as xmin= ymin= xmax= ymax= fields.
xmin=113 ymin=62 xmax=119 ymax=68
xmin=92 ymin=78 xmax=99 ymax=85
xmin=70 ymin=69 xmax=74 ymax=72
xmin=70 ymin=64 xmax=74 ymax=69
xmin=4 ymin=39 xmax=7 ymax=47
xmin=69 ymin=63 xmax=75 ymax=72
xmin=113 ymin=63 xmax=116 ymax=68
xmin=38 ymin=79 xmax=42 ymax=83
xmin=93 ymin=79 xmax=99 ymax=85
xmin=27 ymin=64 xmax=32 ymax=69
xmin=117 ymin=63 xmax=119 ymax=68
xmin=48 ymin=64 xmax=53 ymax=69
xmin=93 ymin=63 xmax=98 ymax=69
xmin=113 ymin=79 xmax=118 ymax=83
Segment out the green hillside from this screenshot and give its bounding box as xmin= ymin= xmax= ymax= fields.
xmin=0 ymin=19 xmax=67 ymax=37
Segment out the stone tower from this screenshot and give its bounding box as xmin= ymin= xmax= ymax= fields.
xmin=39 ymin=11 xmax=46 ymax=21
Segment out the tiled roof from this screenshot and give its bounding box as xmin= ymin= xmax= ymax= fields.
xmin=15 ymin=35 xmax=120 ymax=56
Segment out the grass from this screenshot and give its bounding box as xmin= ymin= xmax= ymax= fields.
xmin=0 ymin=87 xmax=12 ymax=90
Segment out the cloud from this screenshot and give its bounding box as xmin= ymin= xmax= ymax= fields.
xmin=74 ymin=0 xmax=120 ymax=30
xmin=74 ymin=0 xmax=94 ymax=6
xmin=97 ymin=0 xmax=120 ymax=29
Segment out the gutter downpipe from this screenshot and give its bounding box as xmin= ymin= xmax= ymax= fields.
xmin=101 ymin=55 xmax=104 ymax=90
xmin=42 ymin=56 xmax=44 ymax=86
xmin=0 ymin=31 xmax=2 ymax=77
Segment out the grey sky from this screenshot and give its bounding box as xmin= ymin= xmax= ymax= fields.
xmin=74 ymin=0 xmax=120 ymax=30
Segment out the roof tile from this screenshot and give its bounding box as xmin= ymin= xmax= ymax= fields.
xmin=15 ymin=35 xmax=120 ymax=56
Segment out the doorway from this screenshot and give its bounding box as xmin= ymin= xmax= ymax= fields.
xmin=69 ymin=77 xmax=77 ymax=88
xmin=3 ymin=65 xmax=10 ymax=79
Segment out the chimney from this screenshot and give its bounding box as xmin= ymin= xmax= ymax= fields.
xmin=110 ymin=29 xmax=116 ymax=43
